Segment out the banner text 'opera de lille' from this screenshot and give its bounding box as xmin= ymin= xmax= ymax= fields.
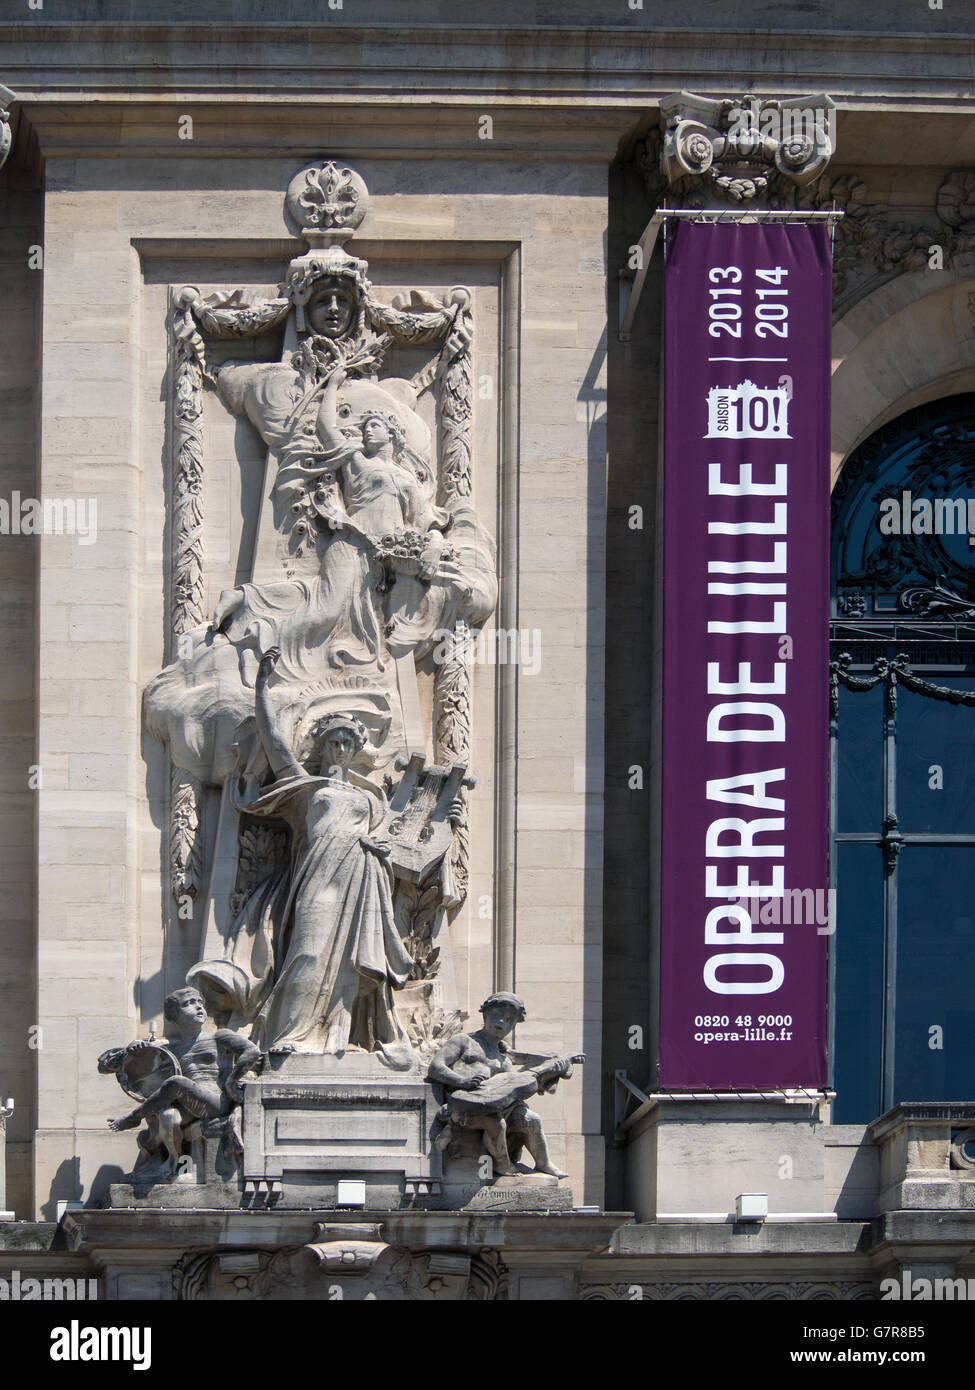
xmin=660 ymin=222 xmax=831 ymax=1089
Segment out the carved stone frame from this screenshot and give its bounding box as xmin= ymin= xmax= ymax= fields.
xmin=159 ymin=234 xmax=522 ymax=995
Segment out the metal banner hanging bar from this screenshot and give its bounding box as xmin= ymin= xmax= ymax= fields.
xmin=619 ymin=206 xmax=843 ymax=341
xmin=661 ymin=208 xmax=842 ymax=220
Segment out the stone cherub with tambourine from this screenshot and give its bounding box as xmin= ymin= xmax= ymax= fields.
xmin=98 ymin=986 xmax=263 ymax=1184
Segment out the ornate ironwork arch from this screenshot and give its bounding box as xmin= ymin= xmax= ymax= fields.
xmin=832 ymin=394 xmax=975 ymax=649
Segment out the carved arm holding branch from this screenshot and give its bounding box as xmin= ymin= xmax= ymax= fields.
xmin=315 ymin=366 xmax=352 ymax=458
xmin=255 ymin=648 xmax=303 ymax=781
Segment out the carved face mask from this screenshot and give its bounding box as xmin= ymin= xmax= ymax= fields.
xmin=306 ymin=280 xmax=356 ymax=338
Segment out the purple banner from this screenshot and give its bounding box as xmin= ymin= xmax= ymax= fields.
xmin=660 ymin=222 xmax=831 ymax=1088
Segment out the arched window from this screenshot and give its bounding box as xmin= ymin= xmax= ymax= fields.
xmin=831 ymin=396 xmax=975 ymax=1122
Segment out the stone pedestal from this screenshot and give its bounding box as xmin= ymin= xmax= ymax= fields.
xmin=870 ymin=1102 xmax=975 ymax=1213
xmin=242 ymin=1053 xmax=442 ymax=1210
xmin=105 ymin=1180 xmax=242 ymax=1211
xmin=99 ymin=1052 xmax=587 ymax=1214
xmin=464 ymin=1172 xmax=573 ymax=1212
xmin=622 ymin=1095 xmax=830 ymax=1221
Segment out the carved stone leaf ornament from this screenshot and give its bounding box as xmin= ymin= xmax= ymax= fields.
xmin=435 ymin=620 xmax=474 ymax=901
xmin=170 ymin=292 xmax=207 ymax=640
xmin=170 ymin=770 xmax=203 ymax=902
xmin=778 ymin=168 xmax=975 ymax=299
xmin=229 ymin=820 xmax=289 ymax=916
xmin=937 ymin=172 xmax=975 ymax=235
xmin=395 ymin=877 xmax=444 ymax=980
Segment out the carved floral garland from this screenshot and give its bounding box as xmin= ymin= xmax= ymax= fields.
xmin=168 ymin=292 xmax=208 ymax=900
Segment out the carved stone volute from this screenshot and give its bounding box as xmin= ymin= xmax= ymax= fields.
xmin=658 ymin=90 xmax=835 ymax=206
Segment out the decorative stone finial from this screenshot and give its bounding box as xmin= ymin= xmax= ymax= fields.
xmin=658 ymin=91 xmax=835 ymax=205
xmin=286 ymin=159 xmax=370 ymax=245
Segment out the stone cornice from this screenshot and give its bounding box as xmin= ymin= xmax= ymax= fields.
xmin=13 ymin=100 xmax=641 ymax=162
xmin=18 ymin=100 xmax=975 ymax=173
xmin=1 ymin=22 xmax=974 ymax=106
xmin=869 ymin=1102 xmax=975 ymax=1142
xmin=60 ymin=1206 xmax=629 ymax=1255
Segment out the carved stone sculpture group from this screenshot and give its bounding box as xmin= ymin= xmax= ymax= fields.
xmin=101 ymin=159 xmax=580 ymax=1194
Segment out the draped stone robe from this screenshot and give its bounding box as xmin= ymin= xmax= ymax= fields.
xmin=234 ymin=769 xmax=414 ymax=1054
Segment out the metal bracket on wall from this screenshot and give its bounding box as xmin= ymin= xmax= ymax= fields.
xmin=614 ymin=1069 xmax=650 ymax=1135
xmin=618 ymin=212 xmax=665 ymax=342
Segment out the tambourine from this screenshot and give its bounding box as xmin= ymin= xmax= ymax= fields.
xmin=116 ymin=1043 xmax=182 ymax=1102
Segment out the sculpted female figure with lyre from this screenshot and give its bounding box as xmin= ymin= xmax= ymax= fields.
xmin=234 ymin=647 xmax=414 ymax=1057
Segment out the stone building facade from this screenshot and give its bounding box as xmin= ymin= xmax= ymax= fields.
xmin=0 ymin=0 xmax=974 ymax=1300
